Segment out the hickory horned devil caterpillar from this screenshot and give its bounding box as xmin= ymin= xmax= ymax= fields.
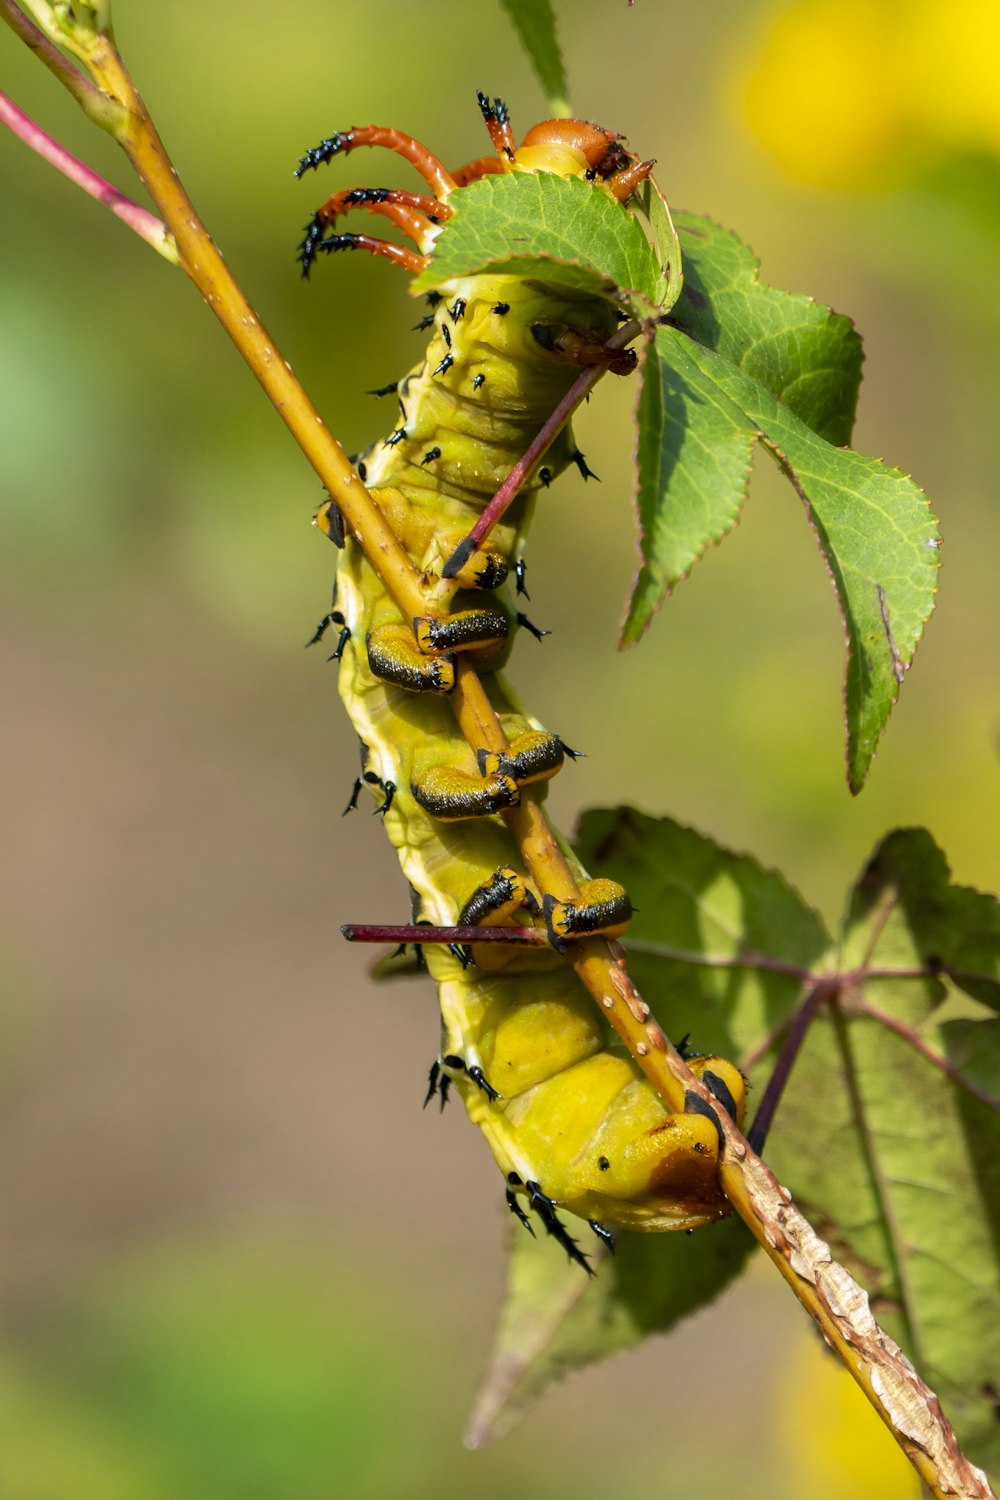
xmin=298 ymin=95 xmax=746 ymax=1272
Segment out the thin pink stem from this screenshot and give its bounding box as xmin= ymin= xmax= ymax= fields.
xmin=0 ymin=89 xmax=176 ymax=261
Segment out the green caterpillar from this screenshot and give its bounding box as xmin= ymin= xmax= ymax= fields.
xmin=299 ymin=96 xmax=745 ymax=1268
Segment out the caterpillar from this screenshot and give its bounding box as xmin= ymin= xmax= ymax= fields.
xmin=298 ymin=95 xmax=746 ymax=1270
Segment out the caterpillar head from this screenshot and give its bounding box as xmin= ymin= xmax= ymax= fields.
xmin=514 ymin=119 xmax=631 ymax=183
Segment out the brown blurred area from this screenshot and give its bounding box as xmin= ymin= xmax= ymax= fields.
xmin=3 ymin=1 xmax=995 ymax=1494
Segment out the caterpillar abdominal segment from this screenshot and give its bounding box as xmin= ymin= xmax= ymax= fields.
xmin=303 ymin=99 xmax=746 ymax=1260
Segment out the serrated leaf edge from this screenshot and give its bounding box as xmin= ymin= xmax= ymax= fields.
xmin=760 ymin=436 xmax=941 ymax=793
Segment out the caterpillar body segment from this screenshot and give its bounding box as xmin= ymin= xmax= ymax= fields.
xmin=307 ymin=101 xmax=746 ymax=1255
xmin=476 ymin=730 xmax=566 ymax=788
xmin=438 ymin=966 xmax=743 ymax=1233
xmin=352 ymin=484 xmax=509 ymax=593
xmin=455 ymin=865 xmax=543 ymax=975
xmin=358 ymin=275 xmax=621 ymax=502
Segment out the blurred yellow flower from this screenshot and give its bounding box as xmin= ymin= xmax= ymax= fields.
xmin=741 ymin=0 xmax=1000 ymax=186
xmin=777 ymin=1332 xmax=922 ymax=1498
xmin=902 ymin=0 xmax=1000 ymax=154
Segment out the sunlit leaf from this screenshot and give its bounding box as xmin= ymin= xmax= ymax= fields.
xmin=626 ymin=323 xmax=939 ymax=792
xmin=638 ymin=175 xmax=683 ymax=318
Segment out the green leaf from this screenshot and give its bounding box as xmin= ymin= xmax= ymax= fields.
xmin=764 ymin=829 xmax=1000 ymax=1479
xmin=412 ymin=174 xmax=664 ymax=316
xmin=842 ymin=827 xmax=1000 ymax=1010
xmin=467 ymin=1216 xmax=754 ymax=1448
xmin=672 ymin=214 xmax=863 ymax=446
xmin=626 ymin=324 xmax=939 ymax=792
xmin=422 ymin=183 xmax=920 ymax=790
xmin=498 ymin=0 xmax=571 ymax=118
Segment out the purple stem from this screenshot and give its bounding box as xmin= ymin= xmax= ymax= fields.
xmin=341 ymin=922 xmax=548 ymax=946
xmin=0 ymin=88 xmax=174 ymax=259
xmin=746 ymin=978 xmax=838 ymax=1153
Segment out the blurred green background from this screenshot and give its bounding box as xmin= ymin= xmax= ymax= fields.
xmin=3 ymin=2 xmax=998 ymax=1495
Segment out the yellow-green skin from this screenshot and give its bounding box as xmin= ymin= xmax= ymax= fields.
xmin=334 ymin=269 xmax=745 ymax=1232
